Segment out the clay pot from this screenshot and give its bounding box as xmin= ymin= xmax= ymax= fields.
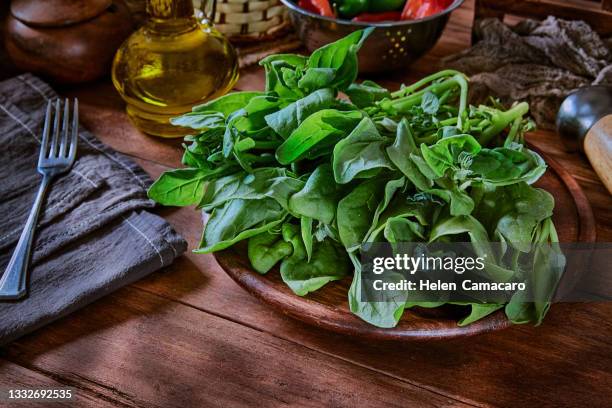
xmin=4 ymin=0 xmax=134 ymax=83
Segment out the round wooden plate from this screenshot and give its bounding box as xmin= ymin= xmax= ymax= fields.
xmin=215 ymin=148 xmax=596 ymax=341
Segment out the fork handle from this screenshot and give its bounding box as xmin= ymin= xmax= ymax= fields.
xmin=0 ymin=175 xmax=52 ymax=300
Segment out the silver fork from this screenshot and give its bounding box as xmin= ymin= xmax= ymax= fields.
xmin=0 ymin=99 xmax=79 ymax=300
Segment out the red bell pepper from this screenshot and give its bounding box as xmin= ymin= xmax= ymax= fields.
xmin=401 ymin=0 xmax=451 ymax=20
xmin=352 ymin=11 xmax=402 ymax=22
xmin=298 ymin=0 xmax=335 ymax=17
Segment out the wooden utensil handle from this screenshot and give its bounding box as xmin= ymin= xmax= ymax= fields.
xmin=584 ymin=114 xmax=612 ymax=195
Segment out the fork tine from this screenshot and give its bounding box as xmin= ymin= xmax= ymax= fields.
xmin=67 ymin=99 xmax=79 ymax=163
xmin=49 ymin=99 xmax=61 ymax=157
xmin=59 ymin=98 xmax=70 ymax=157
xmin=39 ymin=101 xmax=52 ymax=163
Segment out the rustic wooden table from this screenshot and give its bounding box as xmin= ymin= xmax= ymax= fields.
xmin=1 ymin=1 xmax=611 ymax=407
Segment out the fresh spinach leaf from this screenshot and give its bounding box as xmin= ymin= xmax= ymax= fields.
xmin=386 ymin=119 xmax=433 ymax=191
xmin=298 ymin=68 xmax=336 ymax=93
xmin=148 ymin=168 xmax=208 ymax=206
xmin=307 ymin=28 xmax=374 ymax=91
xmin=346 ymin=80 xmax=391 ymax=108
xmin=276 ymin=109 xmax=362 ymax=164
xmin=421 ymin=91 xmax=440 ymax=115
xmin=196 ymin=198 xmax=286 ymax=253
xmin=288 ymin=164 xmax=344 ymax=224
xmin=281 ymin=238 xmax=349 ymax=296
xmin=301 ymin=217 xmax=314 ymax=261
xmin=332 ymin=117 xmax=394 ymax=184
xmin=248 ymin=231 xmax=293 ymax=274
xmin=348 ymin=252 xmax=407 ymax=328
xmin=191 ymin=91 xmax=263 ymax=115
xmin=421 ymin=134 xmax=482 ymax=177
xmin=171 ymin=112 xmax=225 ymax=129
xmin=337 ymin=178 xmax=386 ymax=250
xmin=200 ymin=168 xmax=304 ymax=211
xmin=265 ymin=88 xmax=335 ymax=139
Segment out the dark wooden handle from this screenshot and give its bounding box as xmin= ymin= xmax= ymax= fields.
xmin=584 ymin=115 xmax=612 ymax=195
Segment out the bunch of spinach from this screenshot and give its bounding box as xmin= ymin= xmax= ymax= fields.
xmin=149 ymin=28 xmax=562 ymax=328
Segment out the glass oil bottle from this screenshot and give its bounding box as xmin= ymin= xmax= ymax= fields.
xmin=112 ymin=0 xmax=238 ymax=137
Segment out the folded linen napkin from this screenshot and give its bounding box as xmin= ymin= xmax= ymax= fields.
xmin=443 ymin=17 xmax=612 ymax=129
xmin=0 ymin=74 xmax=187 ymax=345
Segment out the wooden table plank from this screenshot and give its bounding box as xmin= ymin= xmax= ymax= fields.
xmin=3 ymin=288 xmax=473 ymax=408
xmin=0 ymin=360 xmax=115 ymax=407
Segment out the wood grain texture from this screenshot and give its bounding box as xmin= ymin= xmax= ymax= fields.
xmin=4 ymin=288 xmax=472 ymax=408
xmin=1 ymin=0 xmax=611 ymax=406
xmin=0 ymin=360 xmax=114 ymax=407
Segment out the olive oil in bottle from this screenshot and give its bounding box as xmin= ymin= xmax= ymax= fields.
xmin=112 ymin=0 xmax=238 ymax=137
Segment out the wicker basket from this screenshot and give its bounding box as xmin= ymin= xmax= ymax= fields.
xmin=211 ymin=0 xmax=289 ymax=42
xmin=124 ymin=0 xmax=289 ymax=42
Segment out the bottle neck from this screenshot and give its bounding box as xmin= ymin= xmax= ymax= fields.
xmin=146 ymin=0 xmax=194 ymax=20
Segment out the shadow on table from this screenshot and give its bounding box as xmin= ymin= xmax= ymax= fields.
xmin=0 ymin=254 xmax=207 ymax=361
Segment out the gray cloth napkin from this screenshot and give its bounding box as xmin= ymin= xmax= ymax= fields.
xmin=0 ymin=74 xmax=187 ymax=345
xmin=443 ymin=17 xmax=612 ymax=129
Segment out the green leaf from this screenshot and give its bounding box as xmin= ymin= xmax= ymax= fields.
xmin=196 ymin=198 xmax=286 ymax=253
xmin=505 ymin=219 xmax=565 ymax=325
xmin=410 ymin=153 xmax=439 ymax=180
xmin=276 ymin=109 xmax=362 ymax=164
xmin=429 ymin=215 xmax=514 ymax=282
xmin=364 ymin=177 xmax=406 ymax=241
xmin=348 ymin=253 xmax=407 ymax=328
xmin=191 ymin=91 xmax=263 ymax=115
xmin=366 ymin=193 xmax=432 ymax=242
xmin=421 ymin=91 xmax=440 ymax=115
xmin=386 ymin=119 xmax=433 ymax=191
xmin=345 ymin=80 xmax=391 ymax=108
xmin=384 ymin=217 xmax=424 ymax=243
xmin=281 ymin=223 xmax=307 ymax=260
xmin=428 ymin=177 xmax=474 ymax=216
xmin=337 ymin=178 xmax=386 ymax=250
xmin=474 ymin=182 xmax=554 ymax=252
xmin=248 ymin=231 xmax=293 ymax=274
xmin=281 ymin=239 xmax=350 ymax=296
xmin=457 ymin=303 xmax=504 ymax=326
xmin=200 ymin=168 xmax=304 ymax=211
xmin=242 ymin=95 xmax=284 ymax=129
xmin=421 ymin=134 xmax=482 ymax=177
xmin=260 ymin=54 xmax=307 ymax=99
xmin=429 ymin=215 xmax=489 ymax=244
xmin=171 ymin=112 xmax=225 ymax=129
xmin=301 ymin=217 xmax=314 ymax=262
xmin=332 ymin=117 xmax=394 ymax=184
xmin=265 ymin=89 xmax=335 ymax=139
xmin=470 ymin=147 xmax=546 ymax=186
xmin=298 ymin=68 xmax=337 ymax=93
xmin=147 ymin=168 xmax=208 ymax=206
xmin=288 ymin=164 xmax=344 ymax=224
xmin=307 ymin=27 xmax=374 ymax=91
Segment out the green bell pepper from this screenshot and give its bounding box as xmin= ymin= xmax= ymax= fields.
xmin=337 ymin=0 xmax=407 ymax=19
xmin=337 ymin=0 xmax=369 ymax=18
xmin=369 ymin=0 xmax=406 ymax=13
